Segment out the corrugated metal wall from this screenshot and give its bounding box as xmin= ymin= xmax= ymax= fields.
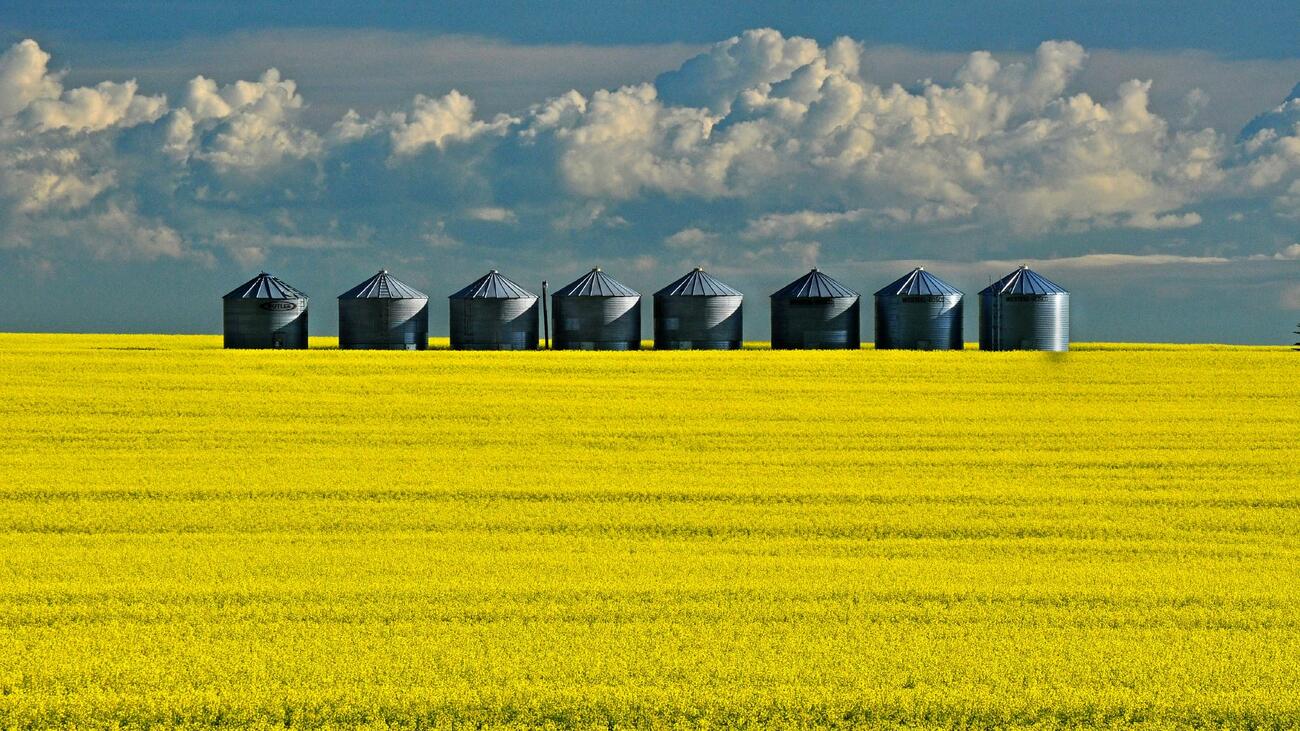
xmin=875 ymin=294 xmax=964 ymax=350
xmin=450 ymin=297 xmax=539 ymax=350
xmin=979 ymin=293 xmax=1069 ymax=351
xmin=771 ymin=298 xmax=860 ymax=350
xmin=223 ymin=298 xmax=309 ymax=349
xmin=653 ymin=295 xmax=742 ymax=349
xmin=552 ymin=296 xmax=641 ymax=350
xmin=339 ymin=298 xmax=429 ymax=350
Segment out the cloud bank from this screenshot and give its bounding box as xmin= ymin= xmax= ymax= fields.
xmin=3 ymin=31 xmax=1298 ymax=258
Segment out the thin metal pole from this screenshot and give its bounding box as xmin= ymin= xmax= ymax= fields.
xmin=542 ymin=280 xmax=549 ymax=349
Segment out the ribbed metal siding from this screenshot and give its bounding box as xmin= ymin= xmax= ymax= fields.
xmin=653 ymin=295 xmax=742 ymax=350
xmin=771 ymin=297 xmax=860 ymax=349
xmin=338 ymin=298 xmax=429 ymax=350
xmin=223 ymin=298 xmax=309 ymax=349
xmin=449 ymin=297 xmax=539 ymax=350
xmin=979 ymin=293 xmax=1069 ymax=351
xmin=552 ymin=296 xmax=641 ymax=350
xmin=875 ymin=294 xmax=964 ymax=350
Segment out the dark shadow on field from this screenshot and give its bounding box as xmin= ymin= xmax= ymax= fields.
xmin=1044 ymin=351 xmax=1070 ymax=365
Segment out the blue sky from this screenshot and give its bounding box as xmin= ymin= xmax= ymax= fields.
xmin=1 ymin=2 xmax=1298 ymax=342
xmin=8 ymin=1 xmax=1300 ymax=56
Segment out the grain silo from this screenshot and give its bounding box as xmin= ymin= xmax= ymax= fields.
xmin=448 ymin=270 xmax=539 ymax=350
xmin=337 ymin=270 xmax=429 ymax=350
xmin=551 ymin=268 xmax=641 ymax=350
xmin=770 ymin=268 xmax=861 ymax=350
xmin=873 ymin=267 xmax=964 ymax=350
xmin=653 ymin=268 xmax=743 ymax=350
xmin=979 ymin=265 xmax=1069 ymax=351
xmin=222 ymin=272 xmax=309 ymax=349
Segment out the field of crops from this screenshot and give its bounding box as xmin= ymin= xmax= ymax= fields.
xmin=0 ymin=334 xmax=1297 ymax=728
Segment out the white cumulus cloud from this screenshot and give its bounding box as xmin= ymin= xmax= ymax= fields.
xmin=164 ymin=69 xmax=320 ymax=169
xmin=0 ymin=40 xmax=62 ymax=117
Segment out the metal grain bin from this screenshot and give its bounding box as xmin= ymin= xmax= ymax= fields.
xmin=449 ymin=270 xmax=539 ymax=350
xmin=874 ymin=267 xmax=964 ymax=350
xmin=770 ymin=268 xmax=860 ymax=350
xmin=338 ymin=270 xmax=429 ymax=350
xmin=551 ymin=268 xmax=641 ymax=350
xmin=978 ymin=266 xmax=1069 ymax=351
xmin=222 ymin=272 xmax=309 ymax=349
xmin=653 ymin=268 xmax=743 ymax=350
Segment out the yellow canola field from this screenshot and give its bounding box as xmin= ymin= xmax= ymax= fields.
xmin=0 ymin=334 xmax=1297 ymax=729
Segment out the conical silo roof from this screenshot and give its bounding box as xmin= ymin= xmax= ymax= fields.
xmin=553 ymin=268 xmax=639 ymax=297
xmin=655 ymin=267 xmax=742 ymax=297
xmin=223 ymin=272 xmax=307 ymax=300
xmin=874 ymin=267 xmax=962 ymax=297
xmin=339 ymin=270 xmax=427 ymax=299
xmin=449 ymin=270 xmax=536 ymax=299
xmin=979 ymin=266 xmax=1067 ymax=296
xmin=771 ymin=268 xmax=858 ymax=299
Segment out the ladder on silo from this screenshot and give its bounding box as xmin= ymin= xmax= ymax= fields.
xmin=988 ymin=275 xmax=1002 ymax=351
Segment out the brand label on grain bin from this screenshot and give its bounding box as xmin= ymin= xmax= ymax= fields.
xmin=260 ymin=301 xmax=298 ymax=311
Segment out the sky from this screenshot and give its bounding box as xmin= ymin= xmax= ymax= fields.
xmin=1 ymin=2 xmax=1298 ymax=343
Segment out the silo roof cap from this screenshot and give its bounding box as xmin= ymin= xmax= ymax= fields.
xmin=553 ymin=268 xmax=639 ymax=297
xmin=655 ymin=268 xmax=742 ymax=297
xmin=874 ymin=267 xmax=962 ymax=297
xmin=338 ymin=270 xmax=428 ymax=299
xmin=223 ymin=272 xmax=307 ymax=300
xmin=979 ymin=266 xmax=1068 ymax=296
xmin=449 ymin=270 xmax=537 ymax=299
xmin=771 ymin=268 xmax=858 ymax=299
